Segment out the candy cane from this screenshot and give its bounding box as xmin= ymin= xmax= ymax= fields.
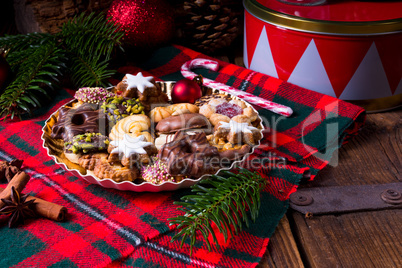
xmin=181 ymin=59 xmax=293 ymax=117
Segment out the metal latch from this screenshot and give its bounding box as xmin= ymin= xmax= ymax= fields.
xmin=289 ymin=183 xmax=402 ymax=216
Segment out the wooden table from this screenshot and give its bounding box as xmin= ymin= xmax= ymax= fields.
xmin=260 ymin=110 xmax=402 ymax=267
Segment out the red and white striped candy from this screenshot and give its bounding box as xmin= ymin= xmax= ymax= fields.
xmin=181 ymin=58 xmax=293 ymax=117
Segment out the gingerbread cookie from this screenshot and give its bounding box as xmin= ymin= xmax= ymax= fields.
xmin=114 ymin=72 xmax=168 ymax=111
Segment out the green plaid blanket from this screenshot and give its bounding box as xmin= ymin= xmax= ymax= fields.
xmin=0 ymin=45 xmax=365 ymax=267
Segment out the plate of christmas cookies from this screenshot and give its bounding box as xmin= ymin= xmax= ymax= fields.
xmin=41 ymin=73 xmax=263 ymax=192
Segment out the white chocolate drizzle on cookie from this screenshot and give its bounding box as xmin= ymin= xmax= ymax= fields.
xmin=124 ymin=72 xmax=154 ymax=93
xmin=218 ymin=120 xmax=259 ymax=133
xmin=110 ymin=134 xmax=153 ymax=157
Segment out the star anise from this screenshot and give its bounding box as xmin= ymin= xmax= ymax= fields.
xmin=0 ymin=186 xmax=36 ymax=228
xmin=0 ymin=159 xmax=23 ymax=182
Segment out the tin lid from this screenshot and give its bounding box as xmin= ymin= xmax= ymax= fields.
xmin=244 ymin=0 xmax=402 ymax=35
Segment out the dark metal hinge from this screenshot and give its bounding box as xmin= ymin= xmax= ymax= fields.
xmin=289 ymin=183 xmax=402 ymax=216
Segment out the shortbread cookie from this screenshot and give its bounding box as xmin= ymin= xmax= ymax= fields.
xmin=109 ymin=114 xmax=152 ymax=142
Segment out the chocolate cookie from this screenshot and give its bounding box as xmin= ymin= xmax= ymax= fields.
xmin=158 ymin=131 xmax=221 ymax=177
xmin=51 ymin=103 xmax=107 ymax=141
xmin=155 ymin=113 xmax=212 ymax=134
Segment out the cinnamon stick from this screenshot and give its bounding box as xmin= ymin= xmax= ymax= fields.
xmin=0 ymin=187 xmax=67 ymax=221
xmin=0 ymin=171 xmax=30 ymax=209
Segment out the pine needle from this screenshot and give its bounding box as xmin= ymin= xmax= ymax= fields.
xmin=59 ymin=12 xmax=124 ymax=87
xmin=0 ymin=38 xmax=64 ymax=119
xmin=168 ymin=168 xmax=267 ymax=255
xmin=0 ymin=12 xmax=124 ymax=119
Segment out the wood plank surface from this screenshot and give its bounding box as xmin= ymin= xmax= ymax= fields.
xmin=259 ymin=216 xmax=304 ymax=268
xmin=285 ymin=110 xmax=402 ymax=267
xmin=291 ymin=209 xmax=402 ymax=268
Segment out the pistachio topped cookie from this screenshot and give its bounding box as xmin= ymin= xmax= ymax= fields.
xmin=65 ymin=133 xmax=110 ymax=154
xmin=64 ymin=133 xmax=110 ymax=164
xmin=100 ymin=96 xmax=144 ymax=127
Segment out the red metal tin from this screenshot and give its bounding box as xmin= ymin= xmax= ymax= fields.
xmin=243 ymin=0 xmax=402 ymax=111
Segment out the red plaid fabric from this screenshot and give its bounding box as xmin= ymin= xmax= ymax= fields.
xmin=0 ymin=45 xmax=365 ymax=267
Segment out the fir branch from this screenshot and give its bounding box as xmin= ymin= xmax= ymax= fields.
xmin=168 ymin=168 xmax=267 ymax=255
xmin=60 ymin=12 xmax=124 ymax=61
xmin=69 ymin=54 xmax=115 ymax=88
xmin=0 ymin=33 xmax=55 ymax=71
xmin=0 ymin=12 xmax=125 ymax=119
xmin=0 ymin=32 xmax=52 ymax=54
xmin=60 ymin=12 xmax=124 ymax=87
xmin=0 ymin=39 xmax=65 ymax=119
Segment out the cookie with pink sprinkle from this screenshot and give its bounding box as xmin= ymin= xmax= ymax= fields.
xmin=141 ymin=157 xmax=185 ymax=184
xmin=74 ymin=87 xmax=115 ymax=105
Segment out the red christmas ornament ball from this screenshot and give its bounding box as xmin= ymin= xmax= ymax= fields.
xmin=171 ymin=79 xmax=202 ymax=104
xmin=107 ymin=0 xmax=175 ymax=48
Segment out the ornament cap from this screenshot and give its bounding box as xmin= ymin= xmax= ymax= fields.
xmin=193 ymin=75 xmax=204 ymax=86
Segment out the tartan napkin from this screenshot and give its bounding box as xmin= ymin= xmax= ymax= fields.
xmin=0 ymin=45 xmax=365 ymax=267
